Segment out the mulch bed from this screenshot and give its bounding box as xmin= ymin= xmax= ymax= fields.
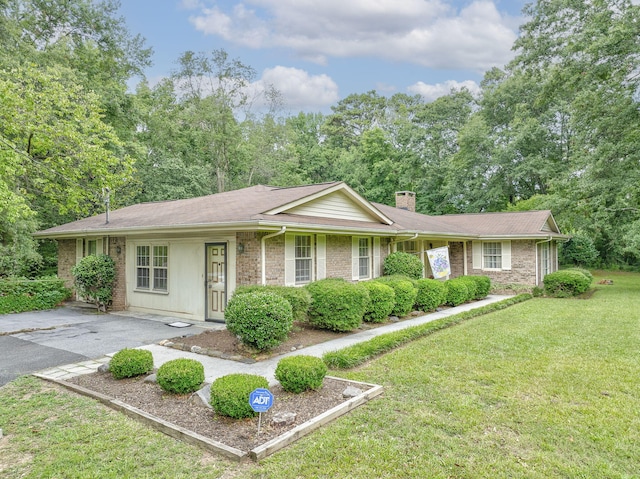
xmin=67 ymin=371 xmax=372 ymax=452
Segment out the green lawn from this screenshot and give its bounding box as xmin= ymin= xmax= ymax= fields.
xmin=1 ymin=271 xmax=639 ymax=478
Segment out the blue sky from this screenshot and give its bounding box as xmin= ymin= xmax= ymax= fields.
xmin=118 ymin=0 xmax=530 ymax=113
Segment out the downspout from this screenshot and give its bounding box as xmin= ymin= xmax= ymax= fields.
xmin=390 ymin=232 xmax=420 ymax=277
xmin=261 ymin=226 xmax=287 ymax=286
xmin=535 ymin=236 xmax=553 ymax=286
xmin=463 ymin=241 xmax=468 ymax=276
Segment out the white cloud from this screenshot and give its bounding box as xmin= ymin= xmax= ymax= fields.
xmin=408 ymin=79 xmax=480 ymax=102
xmin=251 ymin=66 xmax=339 ymax=110
xmin=188 ymin=0 xmax=518 ymax=70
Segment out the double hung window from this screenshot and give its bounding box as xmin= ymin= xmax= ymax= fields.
xmin=136 ymin=244 xmax=168 ymax=292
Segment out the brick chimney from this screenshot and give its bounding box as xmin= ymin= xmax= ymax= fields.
xmin=395 ymin=191 xmax=416 ymax=212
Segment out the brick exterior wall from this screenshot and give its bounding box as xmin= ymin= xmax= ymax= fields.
xmin=236 ymin=232 xmax=262 ymax=286
xmin=256 ymin=233 xmax=391 ymax=286
xmin=264 ymin=234 xmax=286 ymax=285
xmin=326 ymin=235 xmax=353 ymax=279
xmin=464 ymin=239 xmax=538 ymax=285
xmin=449 ymin=242 xmax=465 ymax=278
xmin=57 ymin=237 xmax=127 ymax=309
xmin=57 ymin=239 xmax=76 ymax=296
xmin=108 ymin=237 xmax=126 ymax=311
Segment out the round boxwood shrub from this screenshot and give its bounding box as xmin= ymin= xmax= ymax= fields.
xmin=375 ymin=275 xmax=417 ymax=317
xmin=232 ymin=285 xmax=311 ymax=322
xmin=110 ymin=348 xmax=154 ymax=379
xmin=444 ymin=278 xmax=469 ymax=306
xmin=209 ymin=373 xmax=268 ymax=419
xmin=456 ymin=276 xmax=479 ymax=302
xmin=361 ymin=281 xmax=395 ymax=323
xmin=305 ymin=279 xmax=369 ymax=332
xmin=225 ymin=291 xmax=293 ymax=350
xmin=471 ymin=275 xmax=492 ymax=299
xmin=156 ymin=358 xmax=204 ymax=394
xmin=275 ymin=355 xmax=328 ymax=393
xmin=543 ymin=270 xmax=591 ymax=298
xmin=383 ymin=252 xmax=423 ymax=280
xmin=415 ymin=278 xmax=446 ymax=311
xmin=563 ymin=267 xmax=593 ymax=284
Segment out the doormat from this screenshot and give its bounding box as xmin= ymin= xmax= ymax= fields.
xmin=167 ymin=321 xmax=192 ymax=328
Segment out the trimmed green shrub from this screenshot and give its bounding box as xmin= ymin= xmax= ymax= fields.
xmin=209 ymin=373 xmax=269 ymax=419
xmin=305 ymin=279 xmax=369 ymax=332
xmin=543 ymin=270 xmax=591 ymax=298
xmin=383 ymin=252 xmax=423 ymax=280
xmin=275 ymin=355 xmax=328 ymax=393
xmin=72 ymin=254 xmax=116 ymax=311
xmin=375 ymin=276 xmax=417 ymax=316
xmin=0 ymin=277 xmax=71 ymax=314
xmin=415 ymin=278 xmax=446 ymax=311
xmin=563 ymin=268 xmax=593 ymax=284
xmin=444 ymin=278 xmax=469 ymax=306
xmin=225 ymin=291 xmax=293 ymax=350
xmin=110 ymin=349 xmax=154 ymax=379
xmin=471 ymin=275 xmax=492 ymax=299
xmin=232 ymin=285 xmax=311 ymax=322
xmin=455 ymin=276 xmax=478 ymax=302
xmin=156 ymin=358 xmax=204 ymax=394
xmin=361 ymin=281 xmax=395 ymax=323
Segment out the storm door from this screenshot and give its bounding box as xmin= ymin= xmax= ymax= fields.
xmin=206 ymin=243 xmax=227 ymax=321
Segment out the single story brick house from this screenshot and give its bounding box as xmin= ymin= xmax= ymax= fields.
xmin=35 ymin=182 xmax=567 ymax=322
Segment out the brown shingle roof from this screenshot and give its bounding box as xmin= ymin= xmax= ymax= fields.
xmin=36 ymin=182 xmax=565 ymax=239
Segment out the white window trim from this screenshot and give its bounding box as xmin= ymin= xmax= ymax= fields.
xmin=352 ymin=236 xmax=371 ymax=280
xmin=134 ymin=243 xmax=170 ymax=293
xmin=472 ymin=240 xmax=512 ymax=271
xmin=285 ymin=234 xmax=315 ymax=286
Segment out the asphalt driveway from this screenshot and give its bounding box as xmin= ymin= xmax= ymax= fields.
xmin=0 ymin=304 xmax=211 ymax=387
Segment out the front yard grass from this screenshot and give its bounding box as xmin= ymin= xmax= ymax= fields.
xmin=1 ymin=271 xmax=638 ymax=478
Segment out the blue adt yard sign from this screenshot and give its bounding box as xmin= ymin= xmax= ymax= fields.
xmin=249 ymin=388 xmax=274 ymax=413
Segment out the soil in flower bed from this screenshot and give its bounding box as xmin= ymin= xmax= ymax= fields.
xmin=168 ymin=315 xmax=426 ymax=362
xmin=67 ymin=371 xmax=371 ymax=452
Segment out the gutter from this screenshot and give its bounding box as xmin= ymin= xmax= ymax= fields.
xmin=261 ymin=226 xmax=287 ymax=285
xmin=390 ymin=233 xmax=419 ymax=252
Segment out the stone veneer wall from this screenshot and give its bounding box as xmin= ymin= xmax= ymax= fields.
xmin=466 ymin=239 xmax=538 ymax=285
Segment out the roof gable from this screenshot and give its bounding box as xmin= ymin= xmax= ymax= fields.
xmin=264 ymin=182 xmax=393 ymax=225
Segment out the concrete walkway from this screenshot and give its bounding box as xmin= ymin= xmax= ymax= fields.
xmin=35 ymin=295 xmax=510 ymax=385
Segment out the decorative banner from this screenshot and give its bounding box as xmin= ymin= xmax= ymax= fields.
xmin=426 ymin=246 xmax=451 ymax=279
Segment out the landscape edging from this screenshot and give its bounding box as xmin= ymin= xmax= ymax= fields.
xmin=33 ymin=373 xmax=382 ymax=462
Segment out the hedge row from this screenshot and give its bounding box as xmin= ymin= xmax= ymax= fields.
xmin=0 ymin=277 xmax=71 ymax=314
xmin=225 ymin=275 xmax=492 ymax=350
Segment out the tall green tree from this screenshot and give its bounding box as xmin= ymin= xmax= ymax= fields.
xmin=511 ymin=0 xmax=640 ymax=264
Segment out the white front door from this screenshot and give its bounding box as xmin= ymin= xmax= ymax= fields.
xmin=206 ymin=244 xmax=227 ymax=321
